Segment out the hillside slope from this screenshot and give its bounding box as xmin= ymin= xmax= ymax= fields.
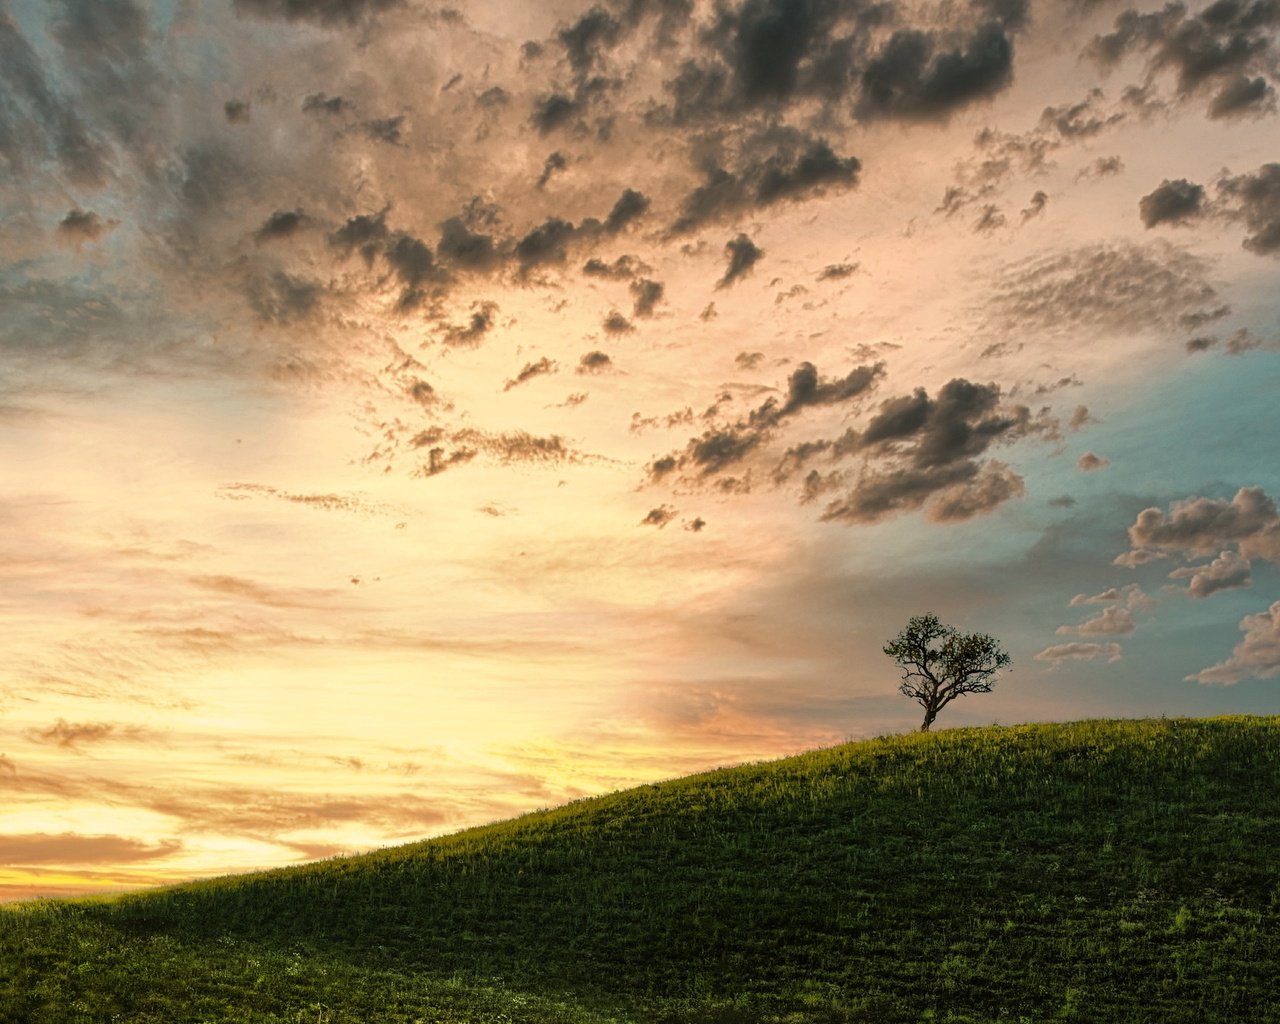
xmin=3 ymin=717 xmax=1279 ymax=1023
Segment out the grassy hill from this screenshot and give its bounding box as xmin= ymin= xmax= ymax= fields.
xmin=3 ymin=716 xmax=1279 ymax=1023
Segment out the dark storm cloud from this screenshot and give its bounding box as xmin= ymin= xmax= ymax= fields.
xmin=717 ymin=233 xmax=763 ymax=288
xmin=604 ymin=188 xmax=651 ymax=232
xmin=1217 ymin=163 xmax=1280 ymax=255
xmin=820 ymin=460 xmax=1021 ymax=524
xmin=1039 ymin=90 xmax=1126 ymax=137
xmin=224 ymin=98 xmax=251 ymax=123
xmin=1080 ymin=155 xmax=1125 ymax=179
xmin=672 ymin=132 xmax=860 ymax=232
xmin=630 ymin=278 xmax=665 ymax=316
xmin=578 ymin=350 xmax=612 ymax=373
xmin=649 ymin=0 xmax=1020 ymax=123
xmin=857 ymin=21 xmax=1015 ymax=120
xmin=443 ymin=300 xmax=499 ymax=345
xmin=985 ymin=241 xmax=1222 ymax=338
xmin=1086 ymin=0 xmax=1279 ymax=117
xmin=1020 ymin=191 xmax=1048 ymax=221
xmin=1135 ymin=164 xmax=1280 ymax=254
xmin=302 ymin=92 xmax=352 ymax=115
xmin=437 ymin=217 xmax=502 ymax=272
xmin=537 ymin=151 xmax=568 ymax=188
xmin=56 ymin=208 xmax=117 ymax=244
xmin=514 ymin=217 xmax=577 ymax=271
xmin=771 ymin=361 xmax=884 ymax=421
xmin=361 ymin=115 xmax=405 ymax=145
xmin=640 ymin=504 xmax=678 ymax=527
xmin=232 ymin=0 xmax=402 ymax=27
xmin=559 ymin=5 xmax=624 ymax=75
xmin=503 ymin=356 xmax=558 ymax=391
xmin=771 ymin=376 xmax=1042 ymax=524
xmin=329 ymin=209 xmax=390 ymax=263
xmin=253 ymin=209 xmax=309 ymax=244
xmin=383 ymin=233 xmax=433 ymax=285
xmin=1139 ymin=178 xmax=1206 ymax=226
xmin=1209 ymin=73 xmax=1275 ymax=116
xmin=582 ymin=254 xmax=647 ymax=279
xmin=648 ymin=360 xmax=883 ymax=482
xmin=603 ymin=310 xmax=635 ymax=333
xmin=530 ymin=92 xmax=582 ymax=133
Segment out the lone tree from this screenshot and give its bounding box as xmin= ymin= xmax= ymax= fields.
xmin=884 ymin=614 xmax=1010 ymax=732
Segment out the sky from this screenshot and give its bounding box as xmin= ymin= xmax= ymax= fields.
xmin=1 ymin=0 xmax=1278 ymax=900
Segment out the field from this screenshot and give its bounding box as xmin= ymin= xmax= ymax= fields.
xmin=3 ymin=716 xmax=1278 ymax=1023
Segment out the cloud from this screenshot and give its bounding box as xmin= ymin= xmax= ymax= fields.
xmin=1168 ymin=549 xmax=1253 ymax=598
xmin=302 ymin=92 xmax=351 ymax=115
xmin=577 ymin=350 xmax=612 ymax=373
xmin=536 ymin=151 xmax=567 ymax=188
xmin=253 ymin=209 xmax=310 ymax=244
xmin=55 ymin=208 xmax=118 ymax=245
xmin=582 ymin=254 xmax=647 ymax=279
xmin=858 ymin=22 xmax=1015 ymax=121
xmin=224 ymin=98 xmax=251 ymax=123
xmin=188 ymin=573 xmax=336 ymax=608
xmin=503 ymin=356 xmax=558 ymax=391
xmin=1139 ymin=178 xmax=1206 ymax=227
xmin=672 ymin=131 xmax=860 ymax=232
xmin=1217 ymin=163 xmax=1280 ymax=256
xmin=1124 ymin=486 xmax=1280 ymax=563
xmin=1188 ymin=601 xmax=1280 ymax=684
xmin=1209 ymin=74 xmax=1275 ymax=117
xmin=603 ymin=310 xmax=635 ymax=334
xmin=443 ymin=301 xmax=499 ymax=345
xmin=1035 ymin=642 xmax=1124 ymax=663
xmin=717 ymin=233 xmax=763 ymax=288
xmin=604 ymin=189 xmax=651 ymax=233
xmin=1069 ymin=583 xmax=1153 ymax=608
xmin=630 ymin=278 xmax=665 ymax=317
xmin=244 ymin=270 xmax=322 ymax=325
xmin=26 ymin=719 xmax=156 ymax=750
xmin=1077 ymin=452 xmax=1110 ymax=471
xmin=735 ymin=351 xmax=765 ymax=369
xmin=1086 ymin=1 xmax=1279 ymax=119
xmin=985 ymin=241 xmax=1222 ymax=338
xmin=1057 ymin=605 xmax=1136 ymax=636
xmin=973 ymin=204 xmax=1006 ymax=234
xmin=217 ymin=482 xmax=400 ymax=517
xmin=817 ymin=262 xmax=858 ymax=281
xmin=1020 ymin=190 xmax=1048 ymax=222
xmin=0 ymin=833 xmax=182 ymax=865
xmin=822 ymin=459 xmax=1024 ymax=524
xmin=640 ymin=505 xmax=677 ymax=528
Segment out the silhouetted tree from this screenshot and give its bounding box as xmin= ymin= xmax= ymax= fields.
xmin=884 ymin=614 xmax=1010 ymax=732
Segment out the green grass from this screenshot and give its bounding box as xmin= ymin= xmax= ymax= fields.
xmin=4 ymin=716 xmax=1280 ymax=1023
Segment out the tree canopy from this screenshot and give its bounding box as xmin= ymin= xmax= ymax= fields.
xmin=884 ymin=614 xmax=1010 ymax=731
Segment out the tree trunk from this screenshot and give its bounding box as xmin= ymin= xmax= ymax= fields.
xmin=920 ymin=706 xmax=937 ymax=732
